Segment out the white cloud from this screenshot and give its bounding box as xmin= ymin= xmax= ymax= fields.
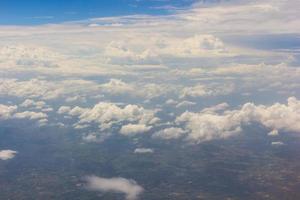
xmin=67 ymin=102 xmax=158 ymax=132
xmin=120 ymin=124 xmax=152 ymax=136
xmin=176 ymin=97 xmax=300 ymax=143
xmin=84 ymin=175 xmax=144 ymax=200
xmin=82 ymin=133 xmax=98 ymax=142
xmin=179 ymin=0 xmax=300 ymax=34
xmin=152 ymin=127 xmax=186 ymax=140
xmin=176 ymin=101 xmax=196 ymax=108
xmin=165 ymin=99 xmax=177 ymax=105
xmin=134 ymin=148 xmax=154 ymax=154
xmin=100 ymin=79 xmax=135 ymax=95
xmin=0 ymin=150 xmax=18 ymax=160
xmin=0 ymin=79 xmax=101 ymax=100
xmin=0 ymin=104 xmax=48 ymax=124
xmin=20 ymin=99 xmax=47 ymax=110
xmin=14 ymin=111 xmax=47 ymax=120
xmin=99 ymin=79 xmax=173 ymax=99
xmin=57 ymin=106 xmax=71 ymax=114
xmin=0 ymin=0 xmax=299 ymax=147
xmin=0 ymin=104 xmax=17 ymax=120
xmin=201 ymin=103 xmax=229 ymax=113
xmin=180 ymin=83 xmax=234 ymax=98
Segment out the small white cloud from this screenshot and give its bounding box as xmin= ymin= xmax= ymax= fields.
xmin=57 ymin=106 xmax=71 ymax=114
xmin=165 ymin=99 xmax=177 ymax=105
xmin=84 ymin=175 xmax=144 ymax=200
xmin=100 ymin=79 xmax=135 ymax=95
xmin=82 ymin=133 xmax=98 ymax=142
xmin=0 ymin=150 xmax=18 ymax=160
xmin=201 ymin=103 xmax=229 ymax=113
xmin=134 ymin=148 xmax=154 ymax=154
xmin=152 ymin=127 xmax=186 ymax=140
xmin=120 ymin=124 xmax=152 ymax=136
xmin=20 ymin=99 xmax=46 ymax=109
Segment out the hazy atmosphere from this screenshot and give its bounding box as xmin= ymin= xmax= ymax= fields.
xmin=1 ymin=0 xmax=300 ymax=199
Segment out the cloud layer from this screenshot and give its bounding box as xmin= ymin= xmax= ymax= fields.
xmin=0 ymin=0 xmax=300 ymax=145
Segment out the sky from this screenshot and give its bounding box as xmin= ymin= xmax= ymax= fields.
xmin=0 ymin=0 xmax=196 ymax=25
xmin=1 ymin=0 xmax=300 ymax=144
xmin=1 ymin=0 xmax=300 ymax=198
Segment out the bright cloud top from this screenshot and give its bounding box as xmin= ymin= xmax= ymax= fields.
xmin=176 ymin=97 xmax=300 ymax=143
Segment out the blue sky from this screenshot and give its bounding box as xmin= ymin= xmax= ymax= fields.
xmin=0 ymin=0 xmax=196 ymax=25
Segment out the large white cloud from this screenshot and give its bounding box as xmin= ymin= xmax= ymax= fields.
xmin=176 ymin=97 xmax=300 ymax=143
xmin=84 ymin=176 xmax=144 ymax=200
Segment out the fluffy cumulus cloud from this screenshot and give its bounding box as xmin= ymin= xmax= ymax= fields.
xmin=84 ymin=176 xmax=144 ymax=200
xmin=63 ymin=102 xmax=159 ymax=133
xmin=120 ymin=124 xmax=152 ymax=136
xmin=201 ymin=103 xmax=230 ymax=113
xmin=153 ymin=127 xmax=187 ymax=140
xmin=100 ymin=79 xmax=135 ymax=96
xmin=0 ymin=150 xmax=18 ymax=160
xmin=13 ymin=111 xmax=47 ymax=120
xmin=0 ymin=103 xmax=47 ymax=124
xmin=176 ymin=97 xmax=300 ymax=143
xmin=20 ymin=99 xmax=47 ymax=110
xmin=57 ymin=106 xmax=71 ymax=114
xmin=0 ymin=104 xmax=17 ymax=120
